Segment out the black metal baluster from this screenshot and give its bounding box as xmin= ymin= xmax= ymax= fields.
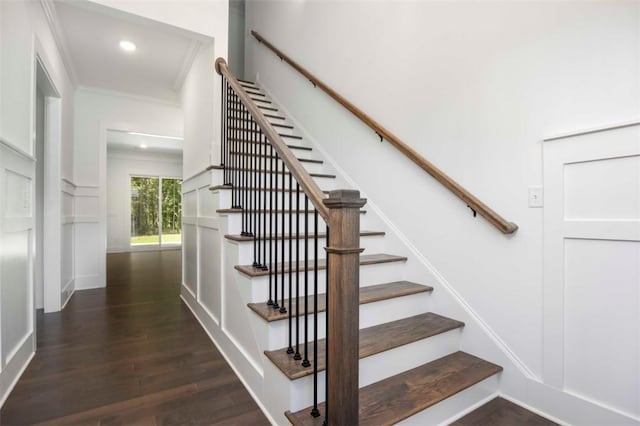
xmin=294 ymin=183 xmax=301 ymax=361
xmin=220 ymin=77 xmax=225 ymax=170
xmin=287 ymin=172 xmax=294 ymax=356
xmin=324 ymin=225 xmax=330 ymax=425
xmin=302 ymin=195 xmax=310 ymax=368
xmin=261 ymin=134 xmax=268 ymax=270
xmin=231 ymin=89 xmax=238 ymax=207
xmin=310 ymin=208 xmax=320 ymax=418
xmin=252 ymin=116 xmax=259 ymax=267
xmin=240 ymin=98 xmax=247 ymax=232
xmin=272 ymin=147 xmax=279 ymax=310
xmin=280 ymin=158 xmax=287 ymax=315
xmin=232 ymin=91 xmax=239 ymax=207
xmin=267 ymin=136 xmax=274 ymax=306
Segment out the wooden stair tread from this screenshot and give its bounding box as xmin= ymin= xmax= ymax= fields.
xmin=227 ymin=230 xmax=384 ymax=243
xmin=233 ymin=118 xmax=293 ymax=129
xmin=267 ymin=312 xmax=463 ymax=380
xmin=235 ymin=253 xmax=407 ymax=278
xmin=285 ymin=351 xmax=503 ymax=426
xmin=249 ymin=281 xmax=431 ymax=322
xmin=210 ymin=166 xmax=334 ymax=178
xmin=229 ymin=151 xmax=322 ymax=164
xmin=450 ymin=397 xmax=559 ymax=426
xmin=227 ymin=139 xmax=312 ymax=151
xmin=228 ymin=128 xmax=300 ymax=140
xmin=210 ymin=185 xmax=330 ymax=194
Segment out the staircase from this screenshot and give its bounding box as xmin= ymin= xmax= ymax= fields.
xmin=212 ymin=75 xmax=508 ymax=425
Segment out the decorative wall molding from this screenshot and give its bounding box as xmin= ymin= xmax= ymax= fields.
xmin=544 ymin=119 xmax=640 ymax=142
xmin=173 ymin=39 xmax=203 ymax=92
xmin=77 ymin=85 xmax=181 ymax=108
xmin=39 ymin=0 xmax=78 ymax=87
xmin=0 ymin=137 xmax=35 ymax=162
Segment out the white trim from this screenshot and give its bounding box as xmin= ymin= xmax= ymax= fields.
xmin=4 ymin=333 xmax=32 ymax=367
xmin=183 ymin=166 xmax=214 ymax=184
xmin=436 ymin=392 xmax=499 ymax=426
xmin=72 ymin=216 xmax=100 ymax=224
xmin=0 ymin=137 xmax=36 ymax=162
xmin=39 ymin=0 xmax=78 ymax=87
xmin=173 ymin=39 xmax=202 ymax=92
xmin=61 ymin=177 xmax=77 ymax=188
xmin=77 ymin=85 xmax=181 ymax=108
xmin=543 ymin=119 xmax=640 ymax=142
xmin=0 ymin=349 xmax=35 ymax=409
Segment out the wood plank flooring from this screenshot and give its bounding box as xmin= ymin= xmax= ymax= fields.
xmin=0 ymin=250 xmax=268 ymax=426
xmin=451 ymin=397 xmax=559 ymax=426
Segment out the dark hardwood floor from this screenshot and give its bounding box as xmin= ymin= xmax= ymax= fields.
xmin=0 ymin=250 xmax=269 ymax=426
xmin=451 ymin=397 xmax=558 ymax=426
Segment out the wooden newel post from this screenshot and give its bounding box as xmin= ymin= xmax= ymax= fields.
xmin=323 ymin=189 xmax=366 ymax=426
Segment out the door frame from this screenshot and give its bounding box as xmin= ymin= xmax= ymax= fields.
xmin=33 ymin=42 xmax=63 ymax=316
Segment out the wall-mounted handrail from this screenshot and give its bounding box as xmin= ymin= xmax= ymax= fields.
xmin=215 ymin=57 xmax=330 ymax=223
xmin=251 ymin=30 xmax=518 ymax=235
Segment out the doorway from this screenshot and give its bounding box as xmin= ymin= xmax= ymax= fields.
xmin=130 ymin=176 xmax=182 ymax=248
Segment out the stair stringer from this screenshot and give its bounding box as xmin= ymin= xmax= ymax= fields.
xmin=253 ymin=78 xmax=550 ymax=423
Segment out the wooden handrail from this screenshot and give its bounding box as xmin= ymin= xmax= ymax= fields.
xmin=251 ymin=30 xmax=518 ymax=235
xmin=215 ymin=57 xmax=330 ymax=223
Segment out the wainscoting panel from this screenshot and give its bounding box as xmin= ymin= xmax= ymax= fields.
xmin=0 ymin=139 xmax=36 ymax=406
xmin=183 ymin=223 xmax=198 ymax=297
xmin=563 ymin=238 xmax=639 ymax=417
xmin=543 ymin=122 xmax=640 ymax=420
xmin=198 ymin=224 xmax=222 ymax=324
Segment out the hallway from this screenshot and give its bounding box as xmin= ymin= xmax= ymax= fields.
xmin=0 ymin=251 xmax=268 ymax=425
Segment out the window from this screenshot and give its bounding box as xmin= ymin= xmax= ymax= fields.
xmin=131 ymin=176 xmax=181 ymax=247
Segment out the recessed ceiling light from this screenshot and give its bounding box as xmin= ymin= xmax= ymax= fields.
xmin=139 ymin=144 xmax=148 ymax=149
xmin=119 ymin=40 xmax=136 ymax=52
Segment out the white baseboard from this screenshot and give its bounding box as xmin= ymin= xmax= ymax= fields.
xmin=0 ymin=333 xmax=34 ymax=409
xmin=74 ymin=274 xmax=104 ymax=290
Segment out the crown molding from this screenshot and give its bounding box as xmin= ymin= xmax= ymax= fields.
xmin=77 ymin=85 xmax=182 ymax=108
xmin=40 ymin=0 xmax=79 ymax=88
xmin=173 ymin=39 xmax=202 ymax=92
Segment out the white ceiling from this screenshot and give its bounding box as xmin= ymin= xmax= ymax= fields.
xmin=106 ymin=130 xmax=183 ymax=154
xmin=53 ymin=1 xmax=209 ymax=102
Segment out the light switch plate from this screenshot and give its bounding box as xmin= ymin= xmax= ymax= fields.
xmin=528 ymin=185 xmax=543 ymax=207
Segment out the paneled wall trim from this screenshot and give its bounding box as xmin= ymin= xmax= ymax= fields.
xmin=60 ymin=177 xmax=101 ymax=292
xmin=0 ymin=139 xmax=37 ymax=408
xmin=543 ymin=120 xmax=640 ymax=422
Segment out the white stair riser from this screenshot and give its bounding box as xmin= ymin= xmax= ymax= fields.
xmin=226 ymin=157 xmax=324 ymax=174
xmin=260 ymin=291 xmax=433 ymax=350
xmin=218 ymin=174 xmax=338 ymax=191
xmin=243 ymin=262 xmax=408 ymax=302
xmin=232 ymin=234 xmax=387 ymax=265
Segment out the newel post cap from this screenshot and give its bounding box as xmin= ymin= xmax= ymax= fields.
xmin=323 ymin=189 xmax=367 ymax=209
xmin=215 ymin=57 xmax=227 ymax=75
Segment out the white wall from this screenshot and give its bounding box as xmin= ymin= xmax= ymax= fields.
xmin=229 ymin=0 xmax=245 ymax=79
xmin=73 ymin=88 xmax=183 ymax=289
xmin=0 ymin=0 xmax=75 ymax=407
xmin=181 ymin=43 xmax=216 ymax=178
xmin=245 ymin=0 xmax=640 ymax=421
xmin=107 ymin=149 xmax=182 ymax=252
